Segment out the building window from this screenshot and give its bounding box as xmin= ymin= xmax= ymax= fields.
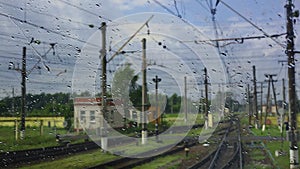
xmin=132 ymin=111 xmax=137 ymax=121
xmin=90 ymin=110 xmax=95 ymax=122
xmin=80 ymin=110 xmax=86 ymax=123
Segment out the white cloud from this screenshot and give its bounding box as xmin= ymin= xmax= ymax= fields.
xmin=109 ymin=0 xmax=149 ymax=10
xmin=0 ymin=0 xmax=299 ymax=99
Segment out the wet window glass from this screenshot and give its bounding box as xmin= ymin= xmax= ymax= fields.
xmin=0 ymin=0 xmax=299 ymax=168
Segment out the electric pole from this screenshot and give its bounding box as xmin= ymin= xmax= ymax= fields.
xmin=184 ymin=76 xmax=187 ymax=123
xmin=152 ymin=75 xmax=161 ymax=142
xmin=286 ymin=0 xmax=299 ymax=167
xmin=200 ymin=89 xmax=204 ymax=118
xmin=253 ymin=65 xmax=258 ymax=129
xmin=204 ymin=67 xmax=209 ymax=129
xmin=141 ymin=38 xmax=148 ymax=144
xmin=281 ymin=78 xmax=286 ymax=149
xmin=100 ymin=22 xmax=108 ymax=150
xmin=260 ymin=82 xmax=263 ymax=128
xmin=263 ymin=74 xmax=279 ymax=131
xmin=271 ymin=75 xmax=280 ymax=128
xmin=283 ymin=78 xmax=288 ymax=123
xmin=19 ymin=47 xmax=26 ymax=140
xmin=247 ymin=84 xmax=252 ymax=126
xmin=12 ymin=87 xmax=15 ymax=116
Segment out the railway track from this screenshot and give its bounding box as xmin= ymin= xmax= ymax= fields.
xmin=88 ymin=115 xmax=241 ymax=169
xmin=0 ymin=117 xmax=241 ymax=169
xmin=87 ymin=138 xmax=198 ymax=169
xmin=188 ymin=116 xmax=243 ymax=169
xmin=0 ymin=141 xmax=99 ymax=168
xmin=0 ymin=124 xmax=203 ymax=168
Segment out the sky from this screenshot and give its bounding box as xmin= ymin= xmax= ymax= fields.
xmin=0 ymin=0 xmax=299 ymax=104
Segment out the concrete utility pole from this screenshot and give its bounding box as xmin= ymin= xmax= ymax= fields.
xmin=271 ymin=76 xmax=280 ymax=127
xmin=263 ymin=74 xmax=279 ymax=131
xmin=9 ymin=47 xmax=28 ymax=140
xmin=283 ymin=78 xmax=288 ymax=123
xmin=9 ymin=45 xmax=55 ymax=139
xmin=12 ymin=88 xmax=15 ymax=115
xmin=260 ymin=82 xmax=263 ymax=127
xmin=100 ymin=22 xmax=108 ymax=150
xmin=152 ymin=75 xmax=161 ymax=142
xmin=141 ymin=38 xmax=148 ymax=144
xmin=286 ymin=0 xmax=299 ymax=167
xmin=247 ymin=84 xmax=252 ymax=126
xmin=264 ymin=75 xmax=271 ymax=131
xmin=204 ymin=67 xmax=209 ymax=129
xmin=252 ymin=65 xmax=258 ymax=129
xmin=281 ymin=78 xmax=287 ymax=148
xmin=184 ymin=76 xmax=187 ymax=123
xmin=20 ymin=47 xmax=26 ymax=140
xmin=200 ymin=89 xmax=204 ymax=118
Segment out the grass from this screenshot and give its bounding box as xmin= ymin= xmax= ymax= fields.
xmin=251 ymin=125 xmax=286 ymax=137
xmin=245 ymin=114 xmax=300 ymax=169
xmin=107 ymin=136 xmax=183 ymax=157
xmin=133 ymin=155 xmax=182 ymax=169
xmin=265 ymin=141 xmax=292 ymax=169
xmin=164 ymin=113 xmax=205 ymax=126
xmin=19 ymin=149 xmax=118 ymax=169
xmin=0 ymin=126 xmax=72 ymax=152
xmin=249 ymin=149 xmax=267 ymax=161
xmin=244 ymin=163 xmax=273 ymax=169
xmin=244 ymin=148 xmax=273 ymax=169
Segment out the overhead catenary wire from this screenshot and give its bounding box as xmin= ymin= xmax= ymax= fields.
xmin=151 ymin=0 xmax=211 ymax=41
xmin=0 ymin=12 xmax=99 ymax=48
xmin=152 ymin=0 xmax=179 ymax=17
xmin=195 ymin=0 xmax=210 ymax=13
xmin=173 ymin=0 xmax=182 ymax=18
xmin=55 ymin=0 xmax=112 ymax=22
xmin=0 ymin=1 xmax=95 ymax=28
xmin=181 ymin=33 xmax=286 ymax=44
xmin=107 ymin=15 xmax=154 ymax=63
xmin=0 ymin=0 xmax=296 ymax=99
xmin=218 ymin=0 xmax=286 ymax=48
xmin=0 ymin=31 xmax=83 ymax=50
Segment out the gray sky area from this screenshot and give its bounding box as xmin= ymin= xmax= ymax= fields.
xmin=0 ymin=0 xmax=299 ymax=103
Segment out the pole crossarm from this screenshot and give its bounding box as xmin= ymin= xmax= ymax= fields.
xmin=107 ymin=15 xmax=154 ymax=63
xmin=180 ymin=33 xmax=286 ymax=44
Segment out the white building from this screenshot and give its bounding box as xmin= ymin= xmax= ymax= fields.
xmin=73 ymin=97 xmax=124 ymax=131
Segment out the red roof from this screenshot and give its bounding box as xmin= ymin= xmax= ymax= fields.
xmin=74 ymin=97 xmax=122 ymax=106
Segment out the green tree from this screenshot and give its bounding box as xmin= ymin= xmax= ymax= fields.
xmin=165 ymin=94 xmax=182 ymax=114
xmin=111 ymin=63 xmax=134 ymax=105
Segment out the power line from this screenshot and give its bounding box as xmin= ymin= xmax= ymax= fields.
xmin=152 ymin=0 xmax=179 ymax=17
xmin=0 ymin=1 xmax=100 ymax=29
xmin=0 ymin=32 xmax=81 ymax=49
xmin=195 ymin=0 xmax=210 ymax=13
xmin=151 ymin=0 xmax=211 ymax=40
xmin=55 ymin=0 xmax=112 ymax=22
xmin=173 ymin=0 xmax=182 ymax=18
xmin=0 ymin=12 xmax=98 ymax=47
xmin=218 ymin=1 xmax=286 ymax=48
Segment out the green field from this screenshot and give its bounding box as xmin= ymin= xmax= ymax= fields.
xmin=240 ymin=113 xmax=300 ymax=169
xmin=20 ymin=149 xmax=118 ymax=169
xmin=0 ymin=126 xmax=71 ymax=152
xmin=3 ymin=112 xmax=297 ymax=168
xmin=133 ymin=154 xmax=182 ymax=169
